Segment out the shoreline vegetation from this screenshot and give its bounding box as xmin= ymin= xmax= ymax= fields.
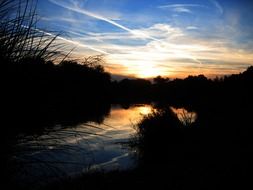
xmin=1 ymin=0 xmax=253 ymax=189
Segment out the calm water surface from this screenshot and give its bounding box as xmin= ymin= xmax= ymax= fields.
xmin=13 ymin=104 xmax=152 ymax=185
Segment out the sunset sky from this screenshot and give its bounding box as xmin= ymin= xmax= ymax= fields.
xmin=37 ymin=0 xmax=253 ymax=78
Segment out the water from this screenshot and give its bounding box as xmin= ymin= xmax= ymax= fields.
xmin=12 ymin=104 xmax=152 ymax=186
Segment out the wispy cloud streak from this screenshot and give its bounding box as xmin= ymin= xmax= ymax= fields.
xmin=158 ymin=4 xmax=207 ymax=14
xmin=36 ymin=28 xmax=109 ymax=54
xmin=49 ymin=0 xmax=158 ymax=41
xmin=49 ymin=0 xmax=202 ymax=65
xmin=57 ymin=36 xmax=109 ymax=54
xmin=209 ymin=0 xmax=223 ymax=15
xmin=158 ymin=4 xmax=206 ymax=9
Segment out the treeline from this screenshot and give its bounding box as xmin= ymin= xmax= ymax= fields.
xmin=1 ymin=58 xmax=112 ymax=133
xmin=3 ymin=56 xmax=253 ymax=108
xmin=113 ymin=67 xmax=253 ymax=106
xmin=2 ymin=57 xmax=112 ymax=105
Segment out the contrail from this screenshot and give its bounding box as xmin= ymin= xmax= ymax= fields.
xmin=14 ymin=22 xmax=109 ymax=54
xmin=208 ymin=0 xmax=223 ymax=15
xmin=57 ymin=36 xmax=109 ymax=55
xmin=49 ymin=0 xmax=202 ymax=64
xmin=158 ymin=4 xmax=207 ymax=9
xmin=49 ymin=0 xmax=158 ymax=41
xmin=36 ymin=28 xmax=109 ymax=55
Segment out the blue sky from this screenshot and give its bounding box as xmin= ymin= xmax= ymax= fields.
xmin=37 ymin=0 xmax=253 ymax=78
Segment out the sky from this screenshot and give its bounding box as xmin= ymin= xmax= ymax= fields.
xmin=37 ymin=0 xmax=253 ymax=78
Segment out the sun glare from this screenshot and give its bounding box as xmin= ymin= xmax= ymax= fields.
xmin=135 ymin=63 xmax=166 ymax=78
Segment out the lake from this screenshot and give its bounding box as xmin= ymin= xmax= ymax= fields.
xmin=11 ymin=104 xmax=153 ymax=186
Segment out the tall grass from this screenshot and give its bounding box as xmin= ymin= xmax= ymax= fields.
xmin=0 ymin=0 xmax=64 ymax=64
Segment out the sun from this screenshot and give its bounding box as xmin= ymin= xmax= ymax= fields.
xmin=108 ymin=55 xmax=171 ymax=79
xmin=138 ymin=67 xmax=157 ymax=78
xmin=136 ymin=64 xmax=164 ymax=78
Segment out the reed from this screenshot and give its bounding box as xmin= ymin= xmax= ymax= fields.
xmin=0 ymin=0 xmax=64 ymax=64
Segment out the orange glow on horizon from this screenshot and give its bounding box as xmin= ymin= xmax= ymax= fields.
xmin=105 ymin=63 xmax=248 ymax=79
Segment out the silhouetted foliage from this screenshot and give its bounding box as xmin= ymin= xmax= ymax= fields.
xmin=153 ymin=75 xmax=170 ymax=84
xmin=111 ymin=78 xmax=152 ymax=103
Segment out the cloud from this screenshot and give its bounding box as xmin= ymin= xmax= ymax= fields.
xmin=133 ymin=24 xmax=184 ymax=40
xmin=57 ymin=36 xmax=109 ymax=55
xmin=41 ymin=16 xmax=90 ymax=24
xmin=49 ymin=0 xmax=203 ymax=65
xmin=36 ymin=28 xmax=109 ymax=55
xmin=174 ymin=7 xmax=192 ymax=13
xmin=209 ymin=0 xmax=223 ymax=15
xmin=186 ymin=26 xmax=198 ymax=30
xmin=49 ymin=0 xmax=157 ymax=41
xmin=46 ymin=1 xmax=252 ymax=78
xmin=49 ymin=0 xmax=129 ymax=30
xmin=92 ymin=10 xmax=122 ymax=21
xmin=101 ymin=23 xmax=253 ymax=78
xmin=47 ymin=16 xmax=253 ymax=77
xmin=158 ymin=3 xmax=207 ymax=14
xmin=158 ymin=4 xmax=206 ymax=9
